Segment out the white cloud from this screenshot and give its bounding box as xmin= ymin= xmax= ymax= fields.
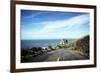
xmin=36 ymin=14 xmax=89 ymax=33
xmin=22 ymin=14 xmax=89 ymax=36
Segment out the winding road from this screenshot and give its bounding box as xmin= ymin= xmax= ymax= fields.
xmin=29 ymin=48 xmax=88 ymax=62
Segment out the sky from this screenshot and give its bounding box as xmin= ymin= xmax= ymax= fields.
xmin=21 ymin=10 xmax=90 ymax=40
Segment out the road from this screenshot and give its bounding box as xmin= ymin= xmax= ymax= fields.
xmin=29 ymin=48 xmax=88 ymax=62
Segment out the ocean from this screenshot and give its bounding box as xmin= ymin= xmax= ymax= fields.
xmin=21 ymin=39 xmax=74 ymax=49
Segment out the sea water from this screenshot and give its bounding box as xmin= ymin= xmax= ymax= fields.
xmin=21 ymin=39 xmax=74 ymax=49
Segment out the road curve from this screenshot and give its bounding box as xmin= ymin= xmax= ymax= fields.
xmin=29 ymin=48 xmax=88 ymax=62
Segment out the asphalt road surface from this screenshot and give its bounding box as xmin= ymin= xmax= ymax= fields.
xmin=29 ymin=48 xmax=88 ymax=62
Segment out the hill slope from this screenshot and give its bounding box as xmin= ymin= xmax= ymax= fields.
xmin=67 ymin=35 xmax=89 ymax=58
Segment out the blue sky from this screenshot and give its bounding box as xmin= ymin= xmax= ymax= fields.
xmin=21 ymin=10 xmax=90 ymax=40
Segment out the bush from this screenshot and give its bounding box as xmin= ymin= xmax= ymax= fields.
xmin=21 ymin=49 xmax=29 ymax=56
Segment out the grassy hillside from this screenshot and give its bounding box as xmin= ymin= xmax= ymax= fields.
xmin=67 ymin=35 xmax=89 ymax=58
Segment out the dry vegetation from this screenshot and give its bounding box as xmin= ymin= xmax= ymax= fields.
xmin=66 ymin=35 xmax=89 ymax=58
